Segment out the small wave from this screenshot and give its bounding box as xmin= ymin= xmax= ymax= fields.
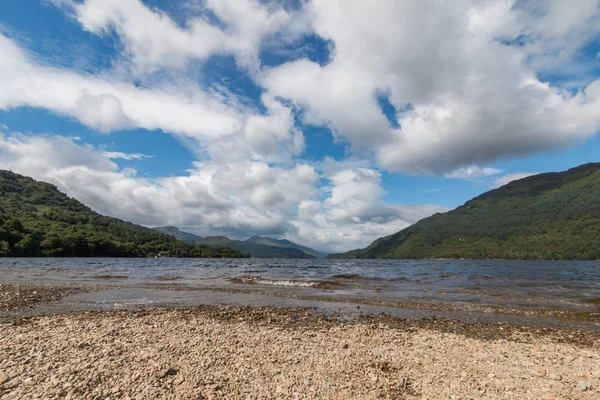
xmin=94 ymin=275 xmax=129 ymax=279
xmin=230 ymin=276 xmax=344 ymax=289
xmin=388 ymin=276 xmax=411 ymax=282
xmin=332 ymin=273 xmax=361 ymax=279
xmin=467 ymin=275 xmax=497 ymax=282
xmin=439 ymin=273 xmax=459 ymax=279
xmin=155 ymin=276 xmax=183 ymax=281
xmin=331 ymin=274 xmax=386 ymax=282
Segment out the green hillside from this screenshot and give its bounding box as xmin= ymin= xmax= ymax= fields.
xmin=0 ymin=170 xmax=247 ymax=258
xmin=328 ymin=163 xmax=600 ymax=260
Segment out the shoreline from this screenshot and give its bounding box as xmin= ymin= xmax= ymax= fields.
xmin=2 ymin=282 xmax=599 ymax=331
xmin=1 ymin=284 xmax=600 ymax=399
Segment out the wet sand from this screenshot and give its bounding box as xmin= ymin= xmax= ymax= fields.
xmin=1 ymin=284 xmax=599 ymax=399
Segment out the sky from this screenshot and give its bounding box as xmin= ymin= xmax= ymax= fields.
xmin=0 ymin=0 xmax=599 ymax=253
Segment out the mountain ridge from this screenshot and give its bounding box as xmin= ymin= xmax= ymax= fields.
xmin=244 ymin=235 xmax=328 ymax=258
xmin=153 ymin=226 xmax=324 ymax=259
xmin=328 ymin=162 xmax=600 ymax=260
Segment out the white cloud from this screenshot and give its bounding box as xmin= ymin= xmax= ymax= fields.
xmin=493 ymin=172 xmax=538 ymax=187
xmin=75 ymin=93 xmax=128 ymax=133
xmin=103 ymin=151 xmax=152 ymax=160
xmin=444 ymin=165 xmax=503 ymax=180
xmin=0 ymin=133 xmax=445 ymax=252
xmin=8 ymin=0 xmax=600 ymax=177
xmin=289 ymin=167 xmax=448 ymax=252
xmin=262 ymin=0 xmax=600 ymax=175
xmin=0 ymin=32 xmax=305 ymax=164
xmin=0 ymin=133 xmax=315 ymax=236
xmin=0 ymin=33 xmax=240 ymax=139
xmin=54 ymin=0 xmax=299 ymax=75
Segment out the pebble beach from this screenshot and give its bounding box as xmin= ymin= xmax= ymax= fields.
xmin=1 ymin=284 xmax=599 ymax=399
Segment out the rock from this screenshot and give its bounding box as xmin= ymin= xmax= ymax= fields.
xmin=0 ymin=373 xmax=10 ymax=385
xmin=174 ymin=377 xmax=184 ymax=386
xmin=155 ymin=368 xmax=178 ymax=379
xmin=58 ymin=366 xmax=72 ymax=375
xmin=577 ymin=380 xmax=593 ymax=391
xmin=398 ymin=376 xmax=410 ymax=389
xmin=548 ymin=374 xmax=562 ymax=381
xmin=0 ymin=391 xmax=17 ymax=400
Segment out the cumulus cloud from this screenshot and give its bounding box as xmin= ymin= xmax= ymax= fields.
xmin=0 ymin=133 xmax=445 ymax=252
xmin=75 ymin=93 xmax=128 ymax=133
xmin=54 ymin=0 xmax=300 ymax=75
xmin=444 ymin=166 xmax=503 ymax=180
xmin=103 ymin=151 xmax=152 ymax=160
xmin=8 ymin=0 xmax=600 ymax=176
xmin=262 ymin=0 xmax=600 ymax=174
xmin=289 ymin=167 xmax=448 ymax=252
xmin=0 ymin=133 xmax=315 ymax=236
xmin=493 ymin=172 xmax=538 ymax=187
xmin=0 ymin=32 xmax=305 ymax=164
xmin=0 ymin=33 xmax=240 ymax=138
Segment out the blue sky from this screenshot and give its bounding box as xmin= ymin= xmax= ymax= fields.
xmin=0 ymin=0 xmax=599 ymax=252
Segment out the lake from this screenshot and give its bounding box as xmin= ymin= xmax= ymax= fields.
xmin=1 ymin=258 xmax=599 ymax=330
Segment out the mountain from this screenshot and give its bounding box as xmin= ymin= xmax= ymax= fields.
xmin=152 ymin=227 xmax=322 ymax=259
xmin=195 ymin=236 xmax=316 ymax=259
xmin=245 ymin=235 xmax=327 ymax=258
xmin=0 ymin=170 xmax=247 ymax=258
xmin=328 ymin=163 xmax=600 ymax=260
xmin=153 ymin=226 xmax=202 ymax=243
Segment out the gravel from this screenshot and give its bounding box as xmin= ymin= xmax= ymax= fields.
xmin=0 ymin=284 xmax=86 ymax=311
xmin=1 ymin=305 xmax=599 ymax=399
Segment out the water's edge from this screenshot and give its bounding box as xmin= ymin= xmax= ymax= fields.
xmin=1 ymin=258 xmax=599 ymax=331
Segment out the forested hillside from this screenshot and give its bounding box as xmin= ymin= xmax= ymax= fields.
xmin=329 ymin=163 xmax=600 ymax=260
xmin=0 ymin=170 xmax=247 ymax=258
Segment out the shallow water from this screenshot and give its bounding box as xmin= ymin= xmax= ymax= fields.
xmin=1 ymin=258 xmax=599 ymax=329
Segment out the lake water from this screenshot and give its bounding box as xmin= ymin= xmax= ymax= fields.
xmin=1 ymin=258 xmax=599 ymax=330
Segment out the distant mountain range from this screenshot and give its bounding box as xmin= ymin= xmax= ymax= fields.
xmin=153 ymin=226 xmax=327 ymax=259
xmin=328 ymin=163 xmax=600 ymax=260
xmin=0 ymin=170 xmax=247 ymax=258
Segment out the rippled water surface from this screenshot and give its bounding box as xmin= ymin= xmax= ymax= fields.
xmin=1 ymin=258 xmax=599 ymax=328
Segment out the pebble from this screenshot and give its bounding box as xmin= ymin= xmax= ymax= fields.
xmin=0 ymin=374 xmax=9 ymax=385
xmin=173 ymin=377 xmax=184 ymax=386
xmin=549 ymin=373 xmax=562 ymax=381
xmin=0 ymin=301 xmax=599 ymax=399
xmin=577 ymin=380 xmax=594 ymax=391
xmin=58 ymin=366 xmax=72 ymax=375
